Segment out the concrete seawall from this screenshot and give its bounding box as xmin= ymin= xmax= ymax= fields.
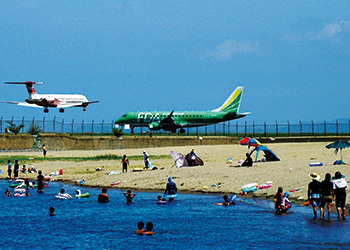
xmin=0 ymin=134 xmax=349 ymax=151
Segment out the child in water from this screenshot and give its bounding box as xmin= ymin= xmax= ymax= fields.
xmin=156 ymin=195 xmax=167 ymax=204
xmin=5 ymin=188 xmax=12 ymax=196
xmin=123 ymin=190 xmax=136 ymax=204
xmin=280 ymin=192 xmax=292 ymax=212
xmin=223 ymin=195 xmax=236 ymax=205
xmin=274 ymin=187 xmax=283 ymax=211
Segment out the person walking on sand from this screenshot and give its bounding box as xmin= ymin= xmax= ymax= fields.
xmin=320 ymin=173 xmax=333 ymax=220
xmin=333 ymin=171 xmax=348 ymax=220
xmin=143 ymin=150 xmax=150 ymax=170
xmin=121 ymin=155 xmax=129 ymax=173
xmin=7 ymin=160 xmax=12 ymax=181
xmin=42 ymin=144 xmax=47 ymax=158
xmin=308 ymin=172 xmax=322 ymax=219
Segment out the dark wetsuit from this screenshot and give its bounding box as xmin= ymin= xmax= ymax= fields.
xmin=165 ymin=181 xmax=177 ymax=195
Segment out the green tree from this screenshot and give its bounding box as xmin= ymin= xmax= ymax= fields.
xmin=112 ymin=127 xmax=124 ymax=138
xmin=6 ymin=121 xmax=25 ymax=135
xmin=27 ymin=123 xmax=43 ymax=135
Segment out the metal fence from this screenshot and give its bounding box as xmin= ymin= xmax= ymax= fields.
xmin=1 ymin=117 xmax=350 ymax=137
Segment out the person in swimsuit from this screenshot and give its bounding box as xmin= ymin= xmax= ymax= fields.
xmin=13 ymin=160 xmax=19 ymax=180
xmin=37 ymin=170 xmax=45 ymax=193
xmin=333 ymin=171 xmax=348 ymax=220
xmin=121 ymin=155 xmax=129 ymax=173
xmin=308 ymin=172 xmax=322 ymax=219
xmin=320 ymin=173 xmax=333 ymax=220
xmin=7 ymin=160 xmax=12 ymax=180
xmin=98 ymin=188 xmax=110 ymax=203
xmin=123 ymin=190 xmax=136 ymax=204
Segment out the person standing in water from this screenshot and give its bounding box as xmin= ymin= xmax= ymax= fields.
xmin=37 ymin=170 xmax=45 ymax=193
xmin=164 ymin=176 xmax=177 ymax=201
xmin=308 ymin=172 xmax=322 ymax=219
xmin=333 ymin=171 xmax=348 ymax=220
xmin=123 ymin=190 xmax=136 ymax=204
xmin=121 ymin=155 xmax=129 ymax=173
xmin=98 ymin=188 xmax=110 ymax=203
xmin=320 ymin=173 xmax=333 ymax=220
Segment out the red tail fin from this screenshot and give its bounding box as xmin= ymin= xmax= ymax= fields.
xmin=25 ymin=81 xmax=37 ymax=95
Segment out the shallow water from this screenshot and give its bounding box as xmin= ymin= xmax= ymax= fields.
xmin=1 ymin=180 xmax=350 ymax=250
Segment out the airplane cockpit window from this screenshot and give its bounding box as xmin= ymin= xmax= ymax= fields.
xmin=122 ymin=114 xmax=127 ymax=117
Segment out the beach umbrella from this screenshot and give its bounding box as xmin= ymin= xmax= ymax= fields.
xmin=237 ymin=137 xmax=262 ymax=148
xmin=325 ymin=140 xmax=350 ymax=161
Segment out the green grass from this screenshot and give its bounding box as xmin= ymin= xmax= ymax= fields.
xmin=0 ymin=154 xmax=171 ymax=165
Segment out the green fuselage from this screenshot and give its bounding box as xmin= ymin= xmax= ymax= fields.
xmin=115 ymin=110 xmax=245 ymax=131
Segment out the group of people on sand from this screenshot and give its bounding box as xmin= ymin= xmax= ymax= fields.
xmin=7 ymin=159 xmax=37 ymax=181
xmin=308 ymin=171 xmax=347 ymax=220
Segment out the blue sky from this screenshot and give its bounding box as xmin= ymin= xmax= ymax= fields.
xmin=1 ymin=1 xmax=349 ymax=124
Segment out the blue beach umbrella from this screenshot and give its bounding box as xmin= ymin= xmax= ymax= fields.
xmin=325 ymin=140 xmax=350 ymax=161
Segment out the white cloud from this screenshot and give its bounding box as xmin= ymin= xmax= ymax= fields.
xmin=315 ymin=21 xmax=349 ymax=40
xmin=206 ymin=40 xmax=260 ymax=61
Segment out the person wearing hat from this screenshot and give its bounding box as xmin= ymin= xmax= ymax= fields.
xmin=189 ymin=148 xmax=198 ymax=166
xmin=308 ymin=172 xmax=322 ymax=219
xmin=332 ymin=171 xmax=348 ymax=220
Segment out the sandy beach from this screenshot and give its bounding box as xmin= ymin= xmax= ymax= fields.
xmin=1 ymin=142 xmax=349 ymax=205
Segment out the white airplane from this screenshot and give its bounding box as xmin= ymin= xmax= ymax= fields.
xmin=1 ymin=81 xmax=98 ymax=113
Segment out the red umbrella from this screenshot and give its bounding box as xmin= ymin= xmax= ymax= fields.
xmin=237 ymin=137 xmax=262 ymax=148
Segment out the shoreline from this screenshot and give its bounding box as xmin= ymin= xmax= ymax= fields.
xmin=1 ymin=142 xmax=349 ymax=211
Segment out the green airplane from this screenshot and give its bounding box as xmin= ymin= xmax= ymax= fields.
xmin=114 ymin=86 xmax=249 ymax=133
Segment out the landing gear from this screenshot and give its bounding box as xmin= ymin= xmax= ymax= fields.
xmin=131 ymin=127 xmax=134 ymax=134
xmin=180 ymin=128 xmax=185 ymax=133
xmin=44 ymin=108 xmax=49 ymax=113
xmin=83 ymin=108 xmax=86 ymax=111
xmin=59 ymin=108 xmax=65 ymax=113
xmin=171 ymin=129 xmax=177 ymax=133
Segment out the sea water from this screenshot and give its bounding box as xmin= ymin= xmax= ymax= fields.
xmin=0 ymin=180 xmax=350 ymax=250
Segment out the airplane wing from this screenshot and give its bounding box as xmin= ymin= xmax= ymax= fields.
xmin=0 ymin=101 xmax=43 ymax=108
xmin=56 ymin=101 xmax=99 ymax=108
xmin=158 ymin=111 xmax=182 ymax=131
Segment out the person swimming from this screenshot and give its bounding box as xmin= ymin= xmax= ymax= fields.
xmin=49 ymin=206 xmax=55 ymax=216
xmin=136 ymin=221 xmax=145 ymax=234
xmin=5 ymin=188 xmax=12 ymax=197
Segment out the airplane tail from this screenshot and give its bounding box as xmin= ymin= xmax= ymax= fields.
xmin=5 ymin=81 xmax=42 ymax=97
xmin=211 ymin=86 xmax=244 ymax=113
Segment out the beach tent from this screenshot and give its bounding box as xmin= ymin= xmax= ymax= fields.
xmin=185 ymin=153 xmax=204 ymax=166
xmin=170 ymin=151 xmax=189 ymax=168
xmin=252 ymin=145 xmax=280 ymax=162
